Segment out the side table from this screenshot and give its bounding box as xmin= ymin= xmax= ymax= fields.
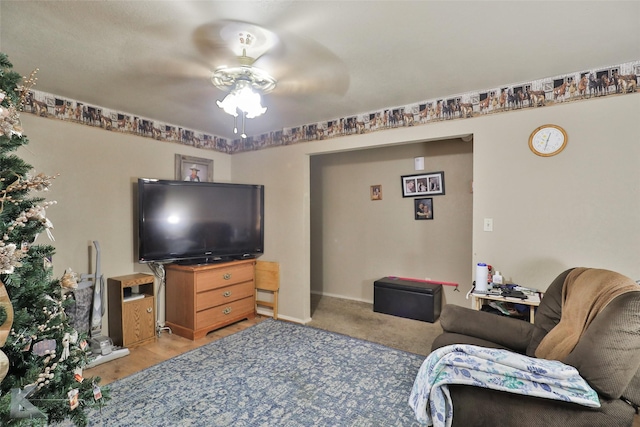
xmin=107 ymin=273 xmax=157 ymax=347
xmin=470 ymin=291 xmax=541 ymax=324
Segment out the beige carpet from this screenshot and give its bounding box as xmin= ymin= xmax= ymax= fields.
xmin=307 ymin=294 xmax=443 ymax=356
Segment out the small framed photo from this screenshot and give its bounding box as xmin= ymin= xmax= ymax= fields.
xmin=175 ymin=154 xmax=213 ymax=182
xmin=401 ymin=171 xmax=445 ymax=197
xmin=370 ymin=185 xmax=382 ymax=200
xmin=414 ymin=198 xmax=434 ymax=220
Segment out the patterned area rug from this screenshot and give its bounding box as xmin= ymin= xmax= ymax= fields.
xmin=83 ymin=320 xmax=425 ymax=426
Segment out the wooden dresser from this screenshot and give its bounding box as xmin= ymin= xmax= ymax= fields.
xmin=164 ymin=259 xmax=256 ymax=340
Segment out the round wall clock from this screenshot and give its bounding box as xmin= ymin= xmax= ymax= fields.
xmin=528 ymin=124 xmax=568 ymax=157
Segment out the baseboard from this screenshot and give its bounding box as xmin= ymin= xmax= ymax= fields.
xmin=257 ymin=291 xmax=371 ymax=326
xmin=256 ymin=308 xmax=309 ymax=325
xmin=311 ymin=290 xmax=373 ymax=305
xmin=86 ymin=348 xmax=130 ymax=369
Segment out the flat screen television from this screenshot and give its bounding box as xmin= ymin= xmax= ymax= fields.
xmin=137 ymin=179 xmax=264 ymax=264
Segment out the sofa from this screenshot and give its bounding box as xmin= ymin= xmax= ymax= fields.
xmin=430 ymin=267 xmax=640 ymax=427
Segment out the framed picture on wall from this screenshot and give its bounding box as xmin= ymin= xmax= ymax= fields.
xmin=370 ymin=185 xmax=382 ymax=200
xmin=175 ymin=154 xmax=213 ymax=182
xmin=414 ymin=198 xmax=434 ymax=220
xmin=401 ymin=171 xmax=445 ymax=197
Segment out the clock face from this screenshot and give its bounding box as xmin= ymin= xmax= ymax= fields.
xmin=529 ymin=125 xmax=567 ymax=157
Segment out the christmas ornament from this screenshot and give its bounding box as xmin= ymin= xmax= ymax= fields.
xmin=67 ymin=389 xmax=79 ymax=410
xmin=0 ymin=243 xmax=23 ymax=274
xmin=61 ymin=268 xmax=78 ymax=289
xmin=32 ymin=339 xmax=56 ymax=356
xmin=0 ymin=280 xmax=13 ymax=383
xmin=93 ymin=382 xmax=102 ymax=401
xmin=60 ymin=332 xmax=70 ymax=361
xmin=0 ymin=352 xmax=7 ymax=385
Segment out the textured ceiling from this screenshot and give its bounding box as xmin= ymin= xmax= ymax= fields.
xmin=1 ymin=1 xmax=639 ymax=140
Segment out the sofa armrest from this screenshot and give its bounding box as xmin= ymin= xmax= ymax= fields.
xmin=439 ymin=304 xmax=535 ymax=353
xmin=564 ymin=292 xmax=640 ymax=400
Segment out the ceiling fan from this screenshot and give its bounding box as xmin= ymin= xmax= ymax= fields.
xmin=138 ymin=20 xmax=349 ymax=138
xmin=202 ymin=22 xmax=279 ymax=137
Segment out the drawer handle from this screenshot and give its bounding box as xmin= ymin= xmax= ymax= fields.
xmin=223 ymin=307 xmax=232 ymax=315
xmin=223 ymin=273 xmax=232 ymax=280
xmin=223 ymin=291 xmax=232 ymax=297
xmin=146 ymin=307 xmax=152 ymax=313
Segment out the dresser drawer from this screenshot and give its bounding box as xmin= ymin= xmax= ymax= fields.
xmin=196 ymin=263 xmax=254 ymax=292
xmin=196 ymin=296 xmax=255 ymax=329
xmin=196 ymin=281 xmax=254 ymax=311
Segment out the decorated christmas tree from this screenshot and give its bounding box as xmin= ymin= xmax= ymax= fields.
xmin=0 ymin=53 xmax=108 ymax=426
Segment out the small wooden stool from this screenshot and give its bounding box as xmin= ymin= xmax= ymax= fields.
xmin=255 ymin=261 xmax=280 ymax=319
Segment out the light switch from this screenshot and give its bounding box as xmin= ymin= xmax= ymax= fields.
xmin=414 ymin=157 xmax=424 ymax=171
xmin=483 ymin=218 xmax=493 ymax=232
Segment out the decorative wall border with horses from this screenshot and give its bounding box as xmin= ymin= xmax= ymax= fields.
xmin=23 ymin=60 xmax=639 ymax=155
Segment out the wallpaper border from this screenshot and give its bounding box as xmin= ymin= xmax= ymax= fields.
xmin=23 ymin=60 xmax=639 ymax=154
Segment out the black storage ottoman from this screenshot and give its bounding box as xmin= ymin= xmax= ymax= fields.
xmin=373 ymin=277 xmax=442 ymax=323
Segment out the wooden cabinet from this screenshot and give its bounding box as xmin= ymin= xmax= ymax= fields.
xmin=165 ymin=259 xmax=256 ymax=340
xmin=107 ymin=273 xmax=156 ymax=348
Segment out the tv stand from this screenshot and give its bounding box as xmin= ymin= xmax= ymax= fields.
xmin=164 ymin=259 xmax=256 ymax=340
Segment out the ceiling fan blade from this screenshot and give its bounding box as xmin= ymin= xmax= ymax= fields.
xmin=133 ymin=55 xmax=212 ymax=80
xmin=251 ymin=32 xmax=349 ymax=96
xmin=126 ymin=20 xmax=218 ymax=82
xmin=269 ymin=67 xmax=350 ymax=97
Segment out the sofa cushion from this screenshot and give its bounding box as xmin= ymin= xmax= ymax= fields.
xmin=437 ymin=304 xmax=534 ymax=353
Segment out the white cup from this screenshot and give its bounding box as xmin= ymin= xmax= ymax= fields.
xmin=475 ymin=263 xmax=489 ymax=292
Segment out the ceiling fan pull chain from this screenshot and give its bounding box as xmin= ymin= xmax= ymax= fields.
xmin=241 ymin=111 xmax=247 ymax=139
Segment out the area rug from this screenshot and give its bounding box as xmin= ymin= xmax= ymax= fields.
xmin=82 ymin=320 xmax=425 ymax=426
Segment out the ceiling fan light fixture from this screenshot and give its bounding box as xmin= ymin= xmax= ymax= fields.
xmin=216 ymin=94 xmax=239 ymax=117
xmin=212 ymin=64 xmax=276 ymax=137
xmin=233 ymin=79 xmax=267 ymax=118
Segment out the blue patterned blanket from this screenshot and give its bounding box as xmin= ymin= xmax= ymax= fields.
xmin=408 ymin=344 xmax=600 ymax=426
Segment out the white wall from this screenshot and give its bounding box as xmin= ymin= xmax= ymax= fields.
xmin=233 ymin=93 xmax=640 ymax=322
xmin=473 ymin=95 xmax=640 ymax=286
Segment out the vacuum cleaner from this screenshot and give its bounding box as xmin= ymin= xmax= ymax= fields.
xmin=85 ymin=241 xmax=129 ymax=368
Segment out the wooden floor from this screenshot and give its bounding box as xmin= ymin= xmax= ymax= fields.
xmin=85 ymin=316 xmax=267 ymax=385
